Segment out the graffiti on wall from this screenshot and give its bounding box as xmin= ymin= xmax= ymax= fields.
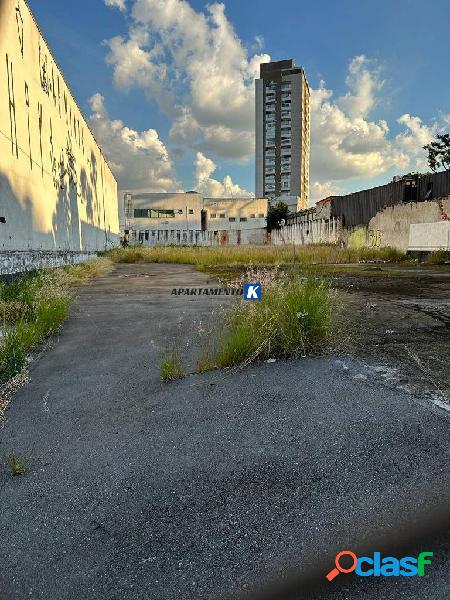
xmin=369 ymin=229 xmax=382 ymax=248
xmin=3 ymin=14 xmax=107 ymax=210
xmin=15 ymin=2 xmax=24 ymax=58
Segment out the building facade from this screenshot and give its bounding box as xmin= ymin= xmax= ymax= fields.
xmin=123 ymin=192 xmax=268 ymax=245
xmin=203 ymin=197 xmax=267 ymax=231
xmin=0 ymin=0 xmax=119 ymax=274
xmin=124 ymin=192 xmax=203 ymax=242
xmin=255 ymin=59 xmax=311 ymax=212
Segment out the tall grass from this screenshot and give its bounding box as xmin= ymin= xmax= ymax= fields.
xmin=424 ymin=250 xmax=450 ymax=265
xmin=214 ymin=276 xmax=336 ymax=368
xmin=0 ymin=258 xmax=111 ymax=384
xmin=106 ymin=244 xmax=406 ymax=268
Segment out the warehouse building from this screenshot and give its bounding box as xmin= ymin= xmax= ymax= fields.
xmin=123 ymin=192 xmax=268 ymax=246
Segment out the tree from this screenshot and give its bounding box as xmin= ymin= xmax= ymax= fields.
xmin=266 ymin=199 xmax=289 ymax=231
xmin=424 ymin=133 xmax=450 ymax=172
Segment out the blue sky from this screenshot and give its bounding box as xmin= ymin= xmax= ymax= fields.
xmin=28 ymin=0 xmax=450 ymax=202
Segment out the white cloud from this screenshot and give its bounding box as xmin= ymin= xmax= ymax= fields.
xmin=309 ymin=55 xmax=439 ymax=201
xmin=88 ymin=93 xmax=180 ymax=192
xmin=310 ymin=181 xmax=343 ymax=202
xmin=395 ymin=114 xmax=438 ymax=170
xmin=105 ymin=0 xmax=270 ymax=159
xmin=194 ymin=152 xmax=253 ymax=197
xmin=104 ymin=0 xmax=127 ymax=12
xmin=337 ymin=55 xmax=383 ymax=118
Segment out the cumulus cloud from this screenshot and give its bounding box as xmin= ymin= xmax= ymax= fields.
xmin=88 ymin=93 xmax=180 ymax=192
xmin=104 ymin=0 xmax=127 ymax=12
xmin=310 ymin=181 xmax=343 ymax=202
xmin=194 ymin=152 xmax=253 ymax=197
xmin=337 ymin=55 xmax=383 ymax=118
xmin=395 ymin=114 xmax=438 ymax=170
xmin=105 ymin=0 xmax=270 ymax=159
xmin=309 ymin=55 xmax=439 ymax=201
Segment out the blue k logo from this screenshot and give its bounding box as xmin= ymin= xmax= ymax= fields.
xmin=243 ymin=283 xmax=262 ymax=300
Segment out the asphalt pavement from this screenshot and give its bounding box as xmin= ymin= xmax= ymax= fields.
xmin=0 ymin=263 xmax=449 ymax=600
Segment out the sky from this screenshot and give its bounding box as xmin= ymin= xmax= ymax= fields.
xmin=28 ymin=0 xmax=450 ymax=204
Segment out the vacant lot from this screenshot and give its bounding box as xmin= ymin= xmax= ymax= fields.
xmin=0 ymin=261 xmax=449 ymax=600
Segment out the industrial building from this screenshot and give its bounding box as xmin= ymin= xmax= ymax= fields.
xmin=123 ymin=192 xmax=268 ymax=246
xmin=255 ymin=59 xmax=311 ymax=212
xmin=0 ymin=0 xmax=120 ymax=275
xmin=203 ymin=197 xmax=268 ymax=231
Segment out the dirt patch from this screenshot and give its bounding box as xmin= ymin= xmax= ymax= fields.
xmin=328 ymin=268 xmax=450 ymax=402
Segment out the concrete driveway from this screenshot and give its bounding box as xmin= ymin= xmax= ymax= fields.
xmin=0 ymin=263 xmax=449 ymax=600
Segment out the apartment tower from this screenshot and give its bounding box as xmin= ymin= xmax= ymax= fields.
xmin=255 ymin=59 xmax=311 ymax=211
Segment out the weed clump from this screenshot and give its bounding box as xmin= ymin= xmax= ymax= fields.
xmin=215 ymin=276 xmax=336 ymax=368
xmin=4 ymin=452 xmax=26 ymax=476
xmin=424 ymin=250 xmax=450 ymax=265
xmin=160 ymin=351 xmax=186 ymax=382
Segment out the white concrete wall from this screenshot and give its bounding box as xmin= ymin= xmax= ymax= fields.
xmin=0 ymin=0 xmax=119 ymax=270
xmin=368 ymin=197 xmax=450 ymax=252
xmin=0 ymin=250 xmax=98 ymax=276
xmin=271 ymin=217 xmax=340 ymax=245
xmin=409 ymin=222 xmax=450 ymax=251
xmin=133 ymin=228 xmax=268 ymax=247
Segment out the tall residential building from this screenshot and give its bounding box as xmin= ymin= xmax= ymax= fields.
xmin=255 ymin=59 xmax=311 ymax=211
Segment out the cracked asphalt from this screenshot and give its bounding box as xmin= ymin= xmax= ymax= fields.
xmin=0 ymin=263 xmax=449 ymax=600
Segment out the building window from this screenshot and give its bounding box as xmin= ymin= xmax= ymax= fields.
xmin=134 ymin=209 xmax=149 ymax=218
xmin=250 ymin=214 xmax=256 ymax=218
xmin=134 ymin=208 xmax=175 ymax=218
xmin=144 ymin=230 xmax=149 ymax=241
xmin=229 ymin=217 xmax=236 ymax=222
xmin=258 ymin=213 xmax=265 ymax=218
xmin=219 ymin=213 xmax=226 ymax=218
xmin=240 ymin=217 xmax=247 ymax=222
xmin=210 ymin=213 xmax=217 ymax=218
xmin=188 ymin=209 xmax=194 ymax=214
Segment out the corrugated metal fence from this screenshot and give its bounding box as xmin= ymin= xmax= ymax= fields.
xmin=329 ymin=171 xmax=450 ymax=226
